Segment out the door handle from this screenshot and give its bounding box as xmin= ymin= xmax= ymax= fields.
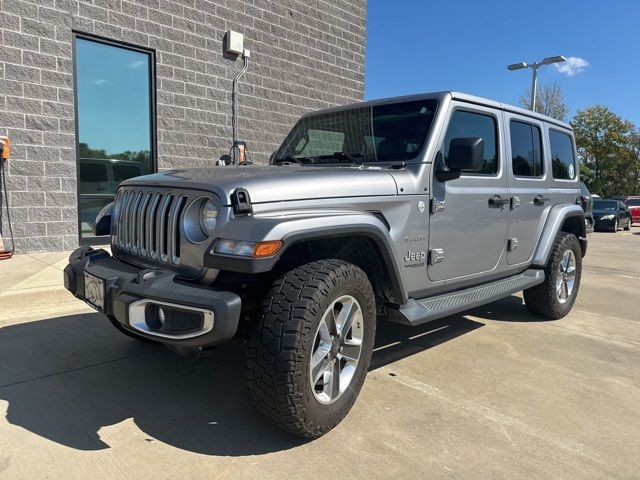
xmin=488 ymin=195 xmax=509 ymax=207
xmin=534 ymin=195 xmax=550 ymax=205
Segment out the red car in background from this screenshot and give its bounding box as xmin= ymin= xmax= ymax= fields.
xmin=625 ymin=196 xmax=640 ymax=224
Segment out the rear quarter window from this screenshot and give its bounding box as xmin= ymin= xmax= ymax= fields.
xmin=549 ymin=130 xmax=577 ymax=180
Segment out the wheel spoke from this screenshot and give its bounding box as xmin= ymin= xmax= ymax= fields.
xmin=341 ymin=342 xmax=361 ymax=363
xmin=562 ymin=280 xmax=569 ymax=300
xmin=325 ymin=359 xmax=340 ymax=399
xmin=337 ymin=301 xmax=359 ymax=339
xmin=311 ymin=346 xmax=331 ymax=384
xmin=318 ymin=316 xmax=332 ymax=342
xmin=324 ymin=309 xmax=338 ymax=337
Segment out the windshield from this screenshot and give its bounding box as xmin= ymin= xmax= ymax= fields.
xmin=625 ymin=198 xmax=640 ymax=206
xmin=593 ymin=200 xmax=617 ymax=211
xmin=275 ymin=99 xmax=439 ymax=164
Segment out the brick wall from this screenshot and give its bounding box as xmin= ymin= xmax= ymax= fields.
xmin=0 ymin=0 xmax=366 ymax=252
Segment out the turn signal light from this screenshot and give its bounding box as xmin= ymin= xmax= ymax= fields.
xmin=214 ymin=239 xmax=282 ymax=257
xmin=253 ymin=240 xmax=282 ymax=257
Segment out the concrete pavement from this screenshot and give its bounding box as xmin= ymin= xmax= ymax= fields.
xmin=0 ymin=229 xmax=639 ymax=479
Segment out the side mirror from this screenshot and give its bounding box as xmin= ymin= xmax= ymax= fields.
xmin=92 ymin=202 xmax=113 ymax=236
xmin=448 ymin=137 xmax=485 ymax=171
xmin=435 ymin=137 xmax=485 ymax=182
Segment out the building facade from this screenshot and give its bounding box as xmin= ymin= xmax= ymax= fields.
xmin=0 ymin=0 xmax=366 ymax=252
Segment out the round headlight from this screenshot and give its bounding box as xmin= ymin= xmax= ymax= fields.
xmin=199 ymin=199 xmax=218 ymax=237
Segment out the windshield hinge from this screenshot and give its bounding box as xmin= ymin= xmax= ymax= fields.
xmin=430 ymin=198 xmax=446 ymax=214
xmin=231 ymin=188 xmax=253 ymax=215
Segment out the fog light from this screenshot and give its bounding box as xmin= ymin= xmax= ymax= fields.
xmin=157 ymin=307 xmax=166 ymax=327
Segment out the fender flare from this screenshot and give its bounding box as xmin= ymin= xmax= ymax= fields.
xmin=531 ymin=204 xmax=586 ymax=267
xmin=205 ymin=210 xmax=408 ymax=303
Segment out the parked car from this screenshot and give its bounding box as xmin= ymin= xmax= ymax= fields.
xmin=579 ymin=182 xmax=594 ymax=234
xmin=63 ymin=91 xmax=587 ymax=438
xmin=624 ymin=196 xmax=640 ymax=224
xmin=593 ymin=199 xmax=632 ymax=231
xmin=78 ymin=158 xmax=148 ymax=236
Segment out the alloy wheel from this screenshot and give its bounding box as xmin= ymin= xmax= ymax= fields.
xmin=309 ymin=295 xmax=364 ymax=404
xmin=556 ymin=250 xmax=576 ymax=304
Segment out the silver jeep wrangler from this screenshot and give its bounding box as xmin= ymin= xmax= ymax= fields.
xmin=64 ymin=91 xmax=586 ymax=437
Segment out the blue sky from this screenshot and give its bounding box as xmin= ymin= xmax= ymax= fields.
xmin=76 ymin=38 xmax=151 ymax=154
xmin=365 ymin=0 xmax=640 ymax=125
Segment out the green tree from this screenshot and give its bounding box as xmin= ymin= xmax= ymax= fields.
xmin=571 ymin=106 xmax=637 ymax=197
xmin=519 ymin=82 xmax=569 ymax=122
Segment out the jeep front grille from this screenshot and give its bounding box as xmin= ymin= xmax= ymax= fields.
xmin=114 ymin=189 xmax=187 ymax=265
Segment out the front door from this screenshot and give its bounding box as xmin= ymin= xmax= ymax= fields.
xmin=428 ymin=105 xmax=509 ymax=282
xmin=506 ymin=115 xmax=549 ymax=265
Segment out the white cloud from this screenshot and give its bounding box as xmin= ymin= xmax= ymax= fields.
xmin=128 ymin=60 xmax=145 ymax=69
xmin=554 ymin=56 xmax=589 ymax=77
xmin=92 ymin=79 xmax=107 ymax=85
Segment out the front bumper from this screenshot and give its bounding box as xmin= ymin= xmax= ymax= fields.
xmin=593 ymin=217 xmax=616 ymax=230
xmin=63 ymin=247 xmax=241 ymax=348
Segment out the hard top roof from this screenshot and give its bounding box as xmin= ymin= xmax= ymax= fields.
xmin=303 ymin=91 xmax=572 ymax=131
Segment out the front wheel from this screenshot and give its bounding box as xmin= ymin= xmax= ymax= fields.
xmin=612 ymin=218 xmax=619 ymax=232
xmin=246 ymin=259 xmax=376 ymax=438
xmin=524 ymin=232 xmax=582 ymax=319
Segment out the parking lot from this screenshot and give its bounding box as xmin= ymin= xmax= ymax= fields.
xmin=1 ymin=228 xmax=639 ymax=480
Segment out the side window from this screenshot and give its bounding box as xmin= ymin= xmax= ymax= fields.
xmin=113 ymin=164 xmax=144 ymax=183
xmin=79 ymin=162 xmax=108 ymax=194
xmin=549 ymin=130 xmax=577 ymax=180
xmin=443 ymin=110 xmax=498 ymax=175
xmin=510 ymin=120 xmax=543 ymax=177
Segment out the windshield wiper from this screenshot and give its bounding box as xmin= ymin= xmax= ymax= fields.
xmin=308 ymin=152 xmax=366 ymax=164
xmin=273 ymin=155 xmax=307 ymax=165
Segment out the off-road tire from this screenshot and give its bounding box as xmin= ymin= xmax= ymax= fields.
xmin=524 ymin=232 xmax=582 ymax=319
xmin=246 ymin=259 xmax=376 ymax=438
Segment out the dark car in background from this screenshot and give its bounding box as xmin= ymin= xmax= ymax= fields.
xmin=624 ymin=196 xmax=640 ymax=224
xmin=579 ymin=182 xmax=594 ymax=234
xmin=593 ymin=199 xmax=632 ymax=232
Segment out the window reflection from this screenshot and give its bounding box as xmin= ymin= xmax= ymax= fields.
xmin=75 ymin=36 xmax=154 ymax=241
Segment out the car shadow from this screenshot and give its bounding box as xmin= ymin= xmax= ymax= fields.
xmin=0 ymin=295 xmax=532 ymax=455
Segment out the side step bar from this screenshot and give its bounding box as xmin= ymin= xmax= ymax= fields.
xmin=389 ymin=269 xmax=545 ymax=326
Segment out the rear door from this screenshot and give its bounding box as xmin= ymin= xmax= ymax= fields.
xmin=505 ymin=115 xmax=549 ymax=265
xmin=428 ymin=104 xmax=509 ymax=282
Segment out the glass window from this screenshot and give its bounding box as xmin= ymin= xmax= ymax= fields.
xmin=549 ymin=130 xmax=576 ymax=180
xmin=275 ymin=100 xmax=438 ymax=163
xmin=79 ymin=162 xmax=109 ymax=194
xmin=593 ymin=200 xmax=617 ymax=211
xmin=74 ymin=36 xmax=154 ymax=241
xmin=510 ymin=120 xmax=543 ymax=177
xmin=296 ymin=129 xmax=346 ymax=157
xmin=624 ymin=198 xmax=640 ymax=207
xmin=442 ymin=110 xmax=498 ymax=175
xmin=113 ymin=163 xmax=145 ymax=183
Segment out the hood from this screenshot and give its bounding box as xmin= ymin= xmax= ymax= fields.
xmin=121 ymin=165 xmax=399 ymax=204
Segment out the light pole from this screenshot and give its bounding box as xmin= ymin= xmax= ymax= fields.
xmin=507 ymin=56 xmax=566 ymax=111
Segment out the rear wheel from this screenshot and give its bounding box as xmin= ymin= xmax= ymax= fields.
xmin=246 ymin=259 xmax=376 ymax=438
xmin=524 ymin=232 xmax=582 ymax=319
xmin=624 ymin=218 xmax=631 ymax=231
